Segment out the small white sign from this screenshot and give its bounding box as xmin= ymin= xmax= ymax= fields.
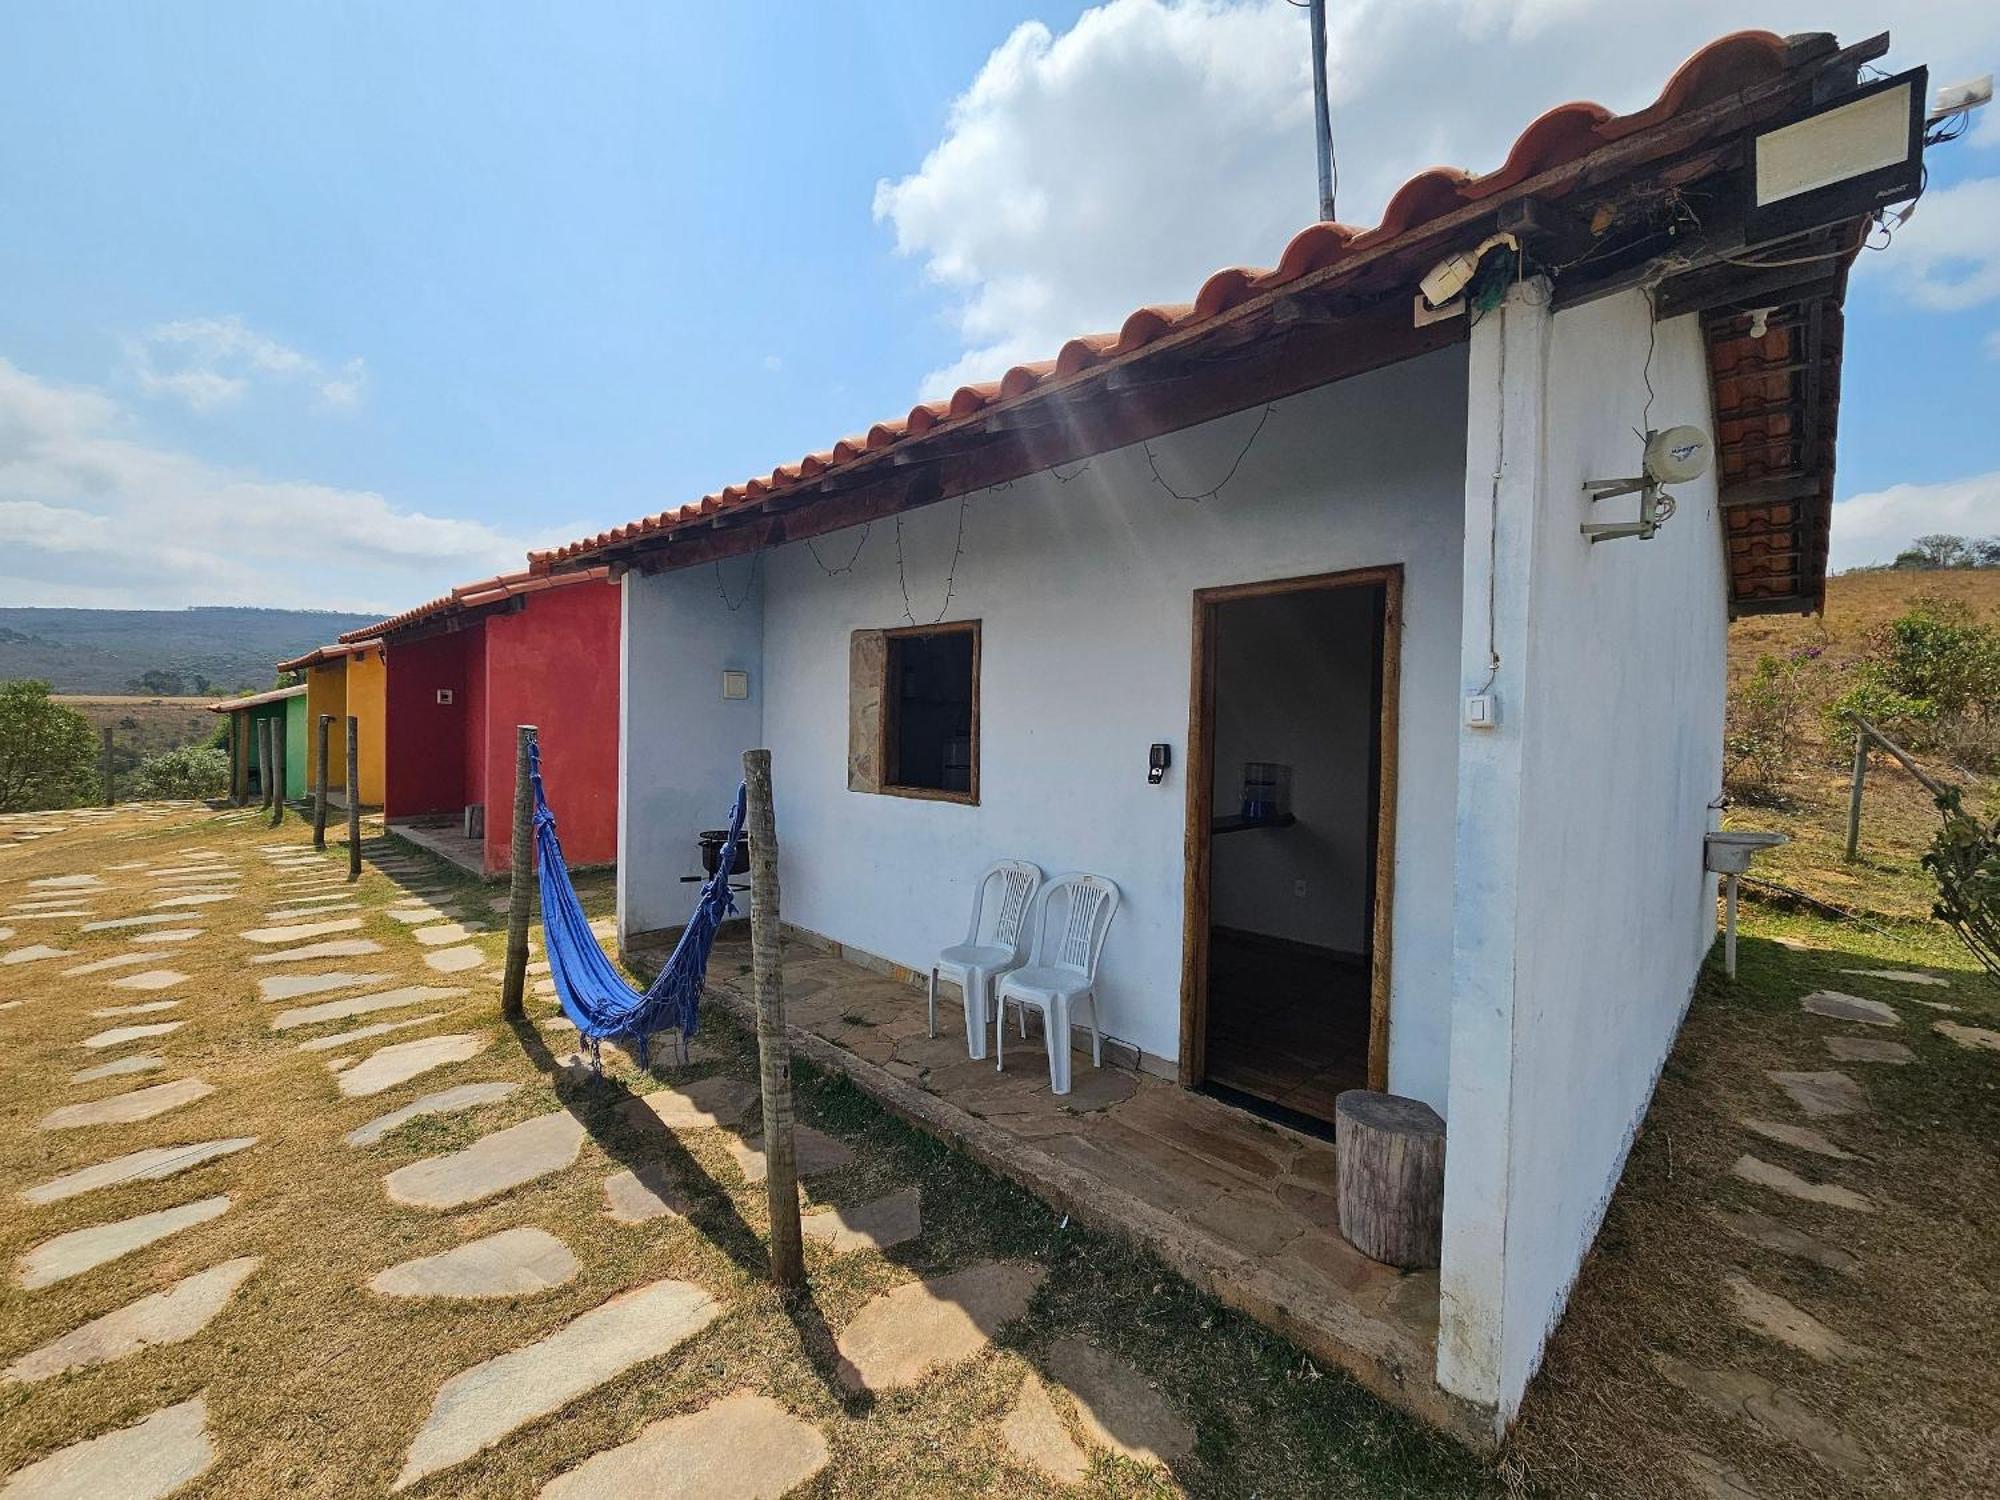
xmin=435 ymin=688 xmax=454 ymax=705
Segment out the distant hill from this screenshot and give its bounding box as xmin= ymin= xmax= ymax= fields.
xmin=0 ymin=606 xmax=381 ymax=695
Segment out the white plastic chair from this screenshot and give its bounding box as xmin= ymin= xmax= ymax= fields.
xmin=994 ymin=873 xmax=1120 ymax=1094
xmin=930 ymin=860 xmax=1042 ymax=1061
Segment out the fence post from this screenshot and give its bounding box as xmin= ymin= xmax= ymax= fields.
xmin=345 ymin=716 xmax=362 ymax=882
xmin=313 ymin=714 xmax=331 ymax=848
xmin=744 ymin=747 xmax=804 ymax=1289
xmin=1844 ymin=723 xmax=1868 ymax=862
xmin=501 ymin=725 xmax=537 ymax=1022
xmin=100 ymin=726 xmax=114 ymax=806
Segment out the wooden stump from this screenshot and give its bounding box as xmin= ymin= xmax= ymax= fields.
xmin=1334 ymin=1090 xmax=1445 ymax=1269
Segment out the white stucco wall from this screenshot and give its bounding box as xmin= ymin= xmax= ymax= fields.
xmin=622 ymin=347 xmax=1468 ymax=1106
xmin=616 ymin=562 xmax=765 ymax=943
xmin=1437 ymin=282 xmax=1726 ymax=1422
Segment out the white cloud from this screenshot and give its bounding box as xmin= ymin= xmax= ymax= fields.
xmin=876 ymin=0 xmax=2000 ymax=395
xmin=1830 ymin=470 xmax=2000 ymax=572
xmin=0 ymin=357 xmax=561 ymax=609
xmin=127 ymin=314 xmax=368 ymax=412
xmin=1858 ymin=175 xmax=2000 ymax=312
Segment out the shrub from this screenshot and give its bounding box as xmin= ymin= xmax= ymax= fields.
xmin=0 ymin=679 xmax=98 ymax=812
xmin=1925 ymin=787 xmax=2000 ymax=980
xmin=130 ymin=744 xmax=231 ymax=800
xmin=1825 ymin=597 xmax=2000 ymax=771
xmin=1726 ymin=648 xmax=1822 ymax=796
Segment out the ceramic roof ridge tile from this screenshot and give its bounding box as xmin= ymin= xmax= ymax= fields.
xmin=207 ymin=682 xmax=309 ymax=713
xmin=532 ymin=29 xmax=1793 ymax=570
xmin=339 ymin=565 xmax=611 ymax=643
xmin=275 ymin=638 xmax=382 ymax=673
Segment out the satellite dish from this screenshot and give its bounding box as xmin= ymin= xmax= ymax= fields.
xmin=1644 ymin=425 xmax=1711 ymax=485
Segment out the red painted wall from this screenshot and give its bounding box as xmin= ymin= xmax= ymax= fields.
xmin=461 ymin=622 xmax=489 ymax=815
xmin=479 ymin=580 xmax=621 ymax=875
xmin=382 ymin=630 xmax=470 ymax=820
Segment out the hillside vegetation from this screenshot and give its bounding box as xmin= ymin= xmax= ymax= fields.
xmin=1725 ymin=567 xmax=2000 ymax=922
xmin=0 ymin=605 xmax=378 ymax=694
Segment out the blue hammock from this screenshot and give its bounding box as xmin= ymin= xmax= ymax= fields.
xmin=530 ymin=739 xmax=745 ymax=1071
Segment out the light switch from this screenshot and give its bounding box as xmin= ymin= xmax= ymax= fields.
xmin=1463 ymin=692 xmax=1496 ymax=729
xmin=721 ymin=669 xmax=750 ymax=701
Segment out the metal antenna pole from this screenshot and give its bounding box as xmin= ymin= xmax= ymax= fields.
xmin=1308 ymin=0 xmax=1336 ymax=221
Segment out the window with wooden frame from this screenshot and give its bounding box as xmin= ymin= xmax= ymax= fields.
xmin=847 ymin=621 xmax=980 ymax=804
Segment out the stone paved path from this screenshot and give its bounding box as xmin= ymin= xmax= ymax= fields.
xmin=18 ymin=1195 xmax=230 ymax=1289
xmin=0 ymin=1396 xmax=214 ymax=1499
xmin=834 ymin=1261 xmax=1045 ymax=1393
xmin=1046 ymin=1335 xmax=1196 ymax=1471
xmin=37 ymin=1077 xmax=214 ymax=1131
xmin=298 ymin=1014 xmax=445 ymax=1052
xmin=106 ymin=969 xmax=188 ymax=991
xmin=257 ymin=970 xmax=387 ymax=1000
xmin=726 ymin=1127 xmax=854 ymax=1185
xmin=802 ymin=1188 xmax=923 ymax=1254
xmin=344 ymin=1081 xmax=520 ymax=1147
xmin=1823 ymin=1036 xmax=1914 ymax=1064
xmin=1799 ymin=991 xmax=1900 ymax=1027
xmin=337 ymin=1032 xmax=489 ymax=1097
xmin=24 ymin=1139 xmax=256 ymax=1204
xmin=241 ymin=917 xmax=363 ymax=944
xmin=384 ymin=1109 xmax=586 ymax=1207
xmin=537 ymin=1392 xmax=828 ymax=1500
xmin=393 ymin=1278 xmax=722 ymax=1491
xmin=271 ymin=984 xmax=466 ymax=1031
xmin=369 ymin=1228 xmax=578 ymax=1299
xmin=1766 ymin=1070 xmax=1867 ymax=1117
xmin=69 ymin=1053 xmax=166 ymax=1084
xmin=1654 ymin=1355 xmax=1867 ymax=1472
xmin=1732 ymin=1154 xmax=1874 ymax=1212
xmin=1721 ymin=1274 xmax=1858 ymax=1363
xmin=3 ymin=1258 xmax=260 ymax=1383
xmin=1934 ymin=1020 xmax=2000 ymax=1053
xmin=80 ymin=1021 xmax=184 ymax=1050
xmin=1003 ymin=1371 xmax=1088 ymax=1485
xmin=249 ymin=938 xmax=383 ymax=964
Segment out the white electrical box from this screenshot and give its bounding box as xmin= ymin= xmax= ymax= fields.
xmin=435 ymin=688 xmax=454 ymax=706
xmin=720 ymin=669 xmax=750 ymax=701
xmin=1464 ymin=693 xmax=1497 ymax=730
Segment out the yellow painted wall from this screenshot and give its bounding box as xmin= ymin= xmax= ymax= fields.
xmin=347 ymin=649 xmax=388 ymax=805
xmin=304 ymin=665 xmax=347 ymax=790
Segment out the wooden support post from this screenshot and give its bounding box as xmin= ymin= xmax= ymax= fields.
xmin=1335 ymin=1090 xmax=1446 ymax=1269
xmin=744 ymin=747 xmax=804 ymax=1290
xmin=345 ymin=717 xmax=362 ymax=881
xmin=268 ymin=720 xmax=285 ymax=828
xmin=1844 ymin=723 xmax=1867 ymax=862
xmin=258 ymin=720 xmax=273 ymax=811
xmin=100 ymin=726 xmax=114 ymax=806
xmin=229 ymin=717 xmax=244 ymax=805
xmin=501 ymin=725 xmax=537 ymax=1022
xmin=313 ymin=714 xmax=332 ymax=848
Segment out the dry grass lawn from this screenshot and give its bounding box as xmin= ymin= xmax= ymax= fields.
xmin=0 ymin=803 xmax=1493 ymax=1499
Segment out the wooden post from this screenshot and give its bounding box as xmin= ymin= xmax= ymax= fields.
xmin=500 ymin=725 xmax=537 ymax=1022
xmin=1334 ymin=1090 xmax=1446 ymax=1269
xmin=313 ymin=714 xmax=332 ymax=848
xmin=345 ymin=716 xmax=362 ymax=882
xmin=258 ymin=719 xmax=273 ymax=811
xmin=99 ymin=726 xmax=114 ymax=806
xmin=229 ymin=716 xmax=243 ymax=805
xmin=1844 ymin=723 xmax=1868 ymax=862
xmin=744 ymin=747 xmax=804 ymax=1289
xmin=268 ymin=719 xmax=286 ymax=828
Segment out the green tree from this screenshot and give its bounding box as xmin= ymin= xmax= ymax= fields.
xmin=130 ymin=744 xmax=230 ymax=800
xmin=0 ymin=679 xmax=98 ymax=812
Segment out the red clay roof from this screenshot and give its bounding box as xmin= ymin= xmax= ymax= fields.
xmin=206 ymin=683 xmax=308 ymax=714
xmin=338 ymin=565 xmax=611 ymax=643
xmin=275 ymin=638 xmax=382 ymax=674
xmin=533 ymin=29 xmax=1802 ymax=572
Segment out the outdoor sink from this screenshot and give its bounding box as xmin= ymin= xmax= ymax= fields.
xmin=1704 ymin=829 xmax=1787 ymax=875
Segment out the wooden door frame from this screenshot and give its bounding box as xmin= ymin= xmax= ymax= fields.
xmin=1178 ymin=564 xmax=1403 ymax=1094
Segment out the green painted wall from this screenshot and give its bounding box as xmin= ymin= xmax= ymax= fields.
xmin=285 ymin=694 xmax=308 ymax=800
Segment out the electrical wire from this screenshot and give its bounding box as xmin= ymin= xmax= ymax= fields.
xmin=713 ymin=553 xmax=760 ymax=612
xmin=894 ymin=494 xmax=970 ymax=626
xmin=1143 ymin=403 xmax=1278 ymax=503
xmin=806 ymin=522 xmax=870 ymax=576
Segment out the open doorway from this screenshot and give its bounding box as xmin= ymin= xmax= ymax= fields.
xmin=1180 ymin=566 xmax=1399 ymax=1135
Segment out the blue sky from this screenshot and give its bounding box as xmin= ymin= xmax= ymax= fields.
xmin=1 ymin=1 xmax=1994 ymax=610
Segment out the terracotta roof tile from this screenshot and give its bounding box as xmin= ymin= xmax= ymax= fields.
xmin=207 ymin=683 xmax=307 ymax=714
xmin=338 ymin=565 xmax=610 ymax=643
xmin=274 ymin=638 xmax=381 ymax=674
xmin=533 ymin=31 xmax=1802 ymax=572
